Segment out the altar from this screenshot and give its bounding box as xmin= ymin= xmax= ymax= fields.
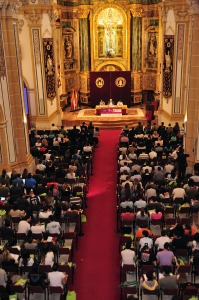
xmin=95 ymin=105 xmax=128 ymax=116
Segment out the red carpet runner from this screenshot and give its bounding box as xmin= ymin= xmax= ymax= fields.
xmin=73 ymin=130 xmax=121 ymax=300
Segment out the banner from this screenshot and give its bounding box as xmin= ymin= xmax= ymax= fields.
xmin=43 ymin=38 xmax=56 ymax=100
xmin=90 ymin=71 xmax=131 ymax=107
xmin=163 ymin=35 xmax=174 ymax=99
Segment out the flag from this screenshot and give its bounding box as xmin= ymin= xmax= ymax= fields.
xmin=74 ymin=88 xmax=78 ymax=109
xmin=57 ymin=64 xmax=61 ymax=88
xmin=70 ymin=89 xmax=75 ymax=111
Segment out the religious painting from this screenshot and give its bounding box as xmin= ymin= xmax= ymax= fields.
xmin=163 ymin=35 xmax=174 ymax=99
xmin=43 ymin=38 xmax=56 ymax=100
xmin=96 ymin=8 xmax=124 ymax=58
xmin=143 ymin=18 xmax=159 ymax=70
xmin=146 ymin=32 xmax=158 ymax=69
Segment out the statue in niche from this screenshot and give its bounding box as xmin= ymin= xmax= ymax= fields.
xmin=146 ymin=32 xmax=158 ymax=69
xmin=64 ymin=35 xmax=73 ymax=59
xmin=147 ymin=32 xmax=157 ymax=57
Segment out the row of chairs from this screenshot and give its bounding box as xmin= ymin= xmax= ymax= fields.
xmin=120 ymin=262 xmax=199 ymax=299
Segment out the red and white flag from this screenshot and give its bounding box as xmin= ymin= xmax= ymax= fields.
xmin=57 ymin=64 xmax=61 ymax=88
xmin=70 ymin=89 xmax=75 ymax=111
xmin=74 ymin=88 xmax=78 ymax=109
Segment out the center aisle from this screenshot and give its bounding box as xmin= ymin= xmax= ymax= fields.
xmin=73 ymin=129 xmax=121 ymax=300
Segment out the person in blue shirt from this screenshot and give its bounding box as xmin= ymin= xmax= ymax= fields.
xmin=25 ymin=173 xmax=36 ymax=194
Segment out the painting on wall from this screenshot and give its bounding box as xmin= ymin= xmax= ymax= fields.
xmin=96 ymin=8 xmax=124 ymax=58
xmin=143 ymin=18 xmax=159 ymax=70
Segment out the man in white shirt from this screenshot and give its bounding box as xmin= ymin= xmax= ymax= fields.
xmin=130 ymin=170 xmax=142 ymax=182
xmin=155 ymin=230 xmax=171 ymax=250
xmin=164 ymin=161 xmax=174 ymax=174
xmin=121 ymin=177 xmax=133 ymax=188
xmin=149 ymin=148 xmax=157 ymax=160
xmin=83 ymin=143 xmax=92 ymax=153
xmin=17 ymin=215 xmax=31 ymax=234
xmin=131 ymin=163 xmax=141 ymax=173
xmin=142 ymin=163 xmax=152 ymax=174
xmin=30 ymin=219 xmax=45 ymax=234
xmin=190 ymin=174 xmax=199 ymax=183
xmin=36 ymin=159 xmax=46 ymax=172
xmin=139 ymin=230 xmax=153 ymax=249
xmin=172 ymin=182 xmax=186 ymax=200
xmin=51 ymin=123 xmax=58 ymax=131
xmin=145 ymin=187 xmax=157 ymax=200
xmin=121 ymin=242 xmax=135 ymax=266
xmin=39 ymin=207 xmax=53 ymax=219
xmin=134 ymin=198 xmax=147 ymax=209
xmin=120 ymin=162 xmax=131 ymax=174
xmin=46 ymin=215 xmax=61 ymax=234
xmin=48 ymin=263 xmax=67 ymax=289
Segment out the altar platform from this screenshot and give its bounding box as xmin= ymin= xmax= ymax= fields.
xmin=62 ymin=106 xmax=149 ymax=129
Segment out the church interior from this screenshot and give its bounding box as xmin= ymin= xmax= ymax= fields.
xmin=0 ymin=0 xmax=199 ymax=299
xmin=0 ymin=0 xmax=198 ymax=171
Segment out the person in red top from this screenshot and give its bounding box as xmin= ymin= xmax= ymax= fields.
xmin=135 ymin=225 xmax=152 ymax=239
xmin=150 ymin=207 xmax=163 ymax=220
xmin=121 ymin=206 xmax=135 ymax=224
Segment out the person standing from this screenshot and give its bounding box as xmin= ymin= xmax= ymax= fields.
xmin=176 ymin=146 xmax=189 ymax=179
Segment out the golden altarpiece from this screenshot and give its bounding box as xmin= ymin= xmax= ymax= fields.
xmin=58 ymin=1 xmax=162 ymax=106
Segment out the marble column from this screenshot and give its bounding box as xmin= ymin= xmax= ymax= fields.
xmin=78 ymin=10 xmax=90 ymax=72
xmin=131 ymin=10 xmax=142 ymax=72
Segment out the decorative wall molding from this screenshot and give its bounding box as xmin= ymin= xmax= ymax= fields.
xmin=32 ymin=28 xmax=46 ymax=115
xmin=32 ymin=28 xmax=40 ymax=65
xmin=130 ymin=7 xmax=143 ymax=17
xmin=174 ymin=23 xmax=185 ymax=114
xmin=0 ymin=0 xmax=21 ymax=17
xmin=46 ymin=9 xmax=53 ymax=23
xmin=177 ymin=23 xmax=185 ymax=61
xmin=39 ymin=0 xmax=51 ymax=4
xmin=61 ymin=11 xmax=77 ymax=20
xmin=17 ymin=19 xmax=24 ymax=33
xmin=77 ymin=9 xmax=90 ymax=19
xmin=142 ymin=9 xmax=159 ymax=18
xmin=23 ymin=9 xmax=43 ymax=25
xmin=187 ymin=0 xmax=199 ymax=15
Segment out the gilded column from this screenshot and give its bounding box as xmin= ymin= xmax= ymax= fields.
xmin=0 ymin=0 xmax=34 ymax=171
xmin=131 ymin=8 xmax=142 ymax=72
xmin=78 ymin=9 xmax=90 ymax=72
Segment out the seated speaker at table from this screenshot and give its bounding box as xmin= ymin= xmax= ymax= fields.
xmin=117 ymin=100 xmax=123 ymax=106
xmin=99 ymin=100 xmax=105 ymax=106
xmin=108 ymin=99 xmax=114 ymax=106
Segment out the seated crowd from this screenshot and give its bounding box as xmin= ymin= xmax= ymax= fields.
xmin=0 ymin=122 xmax=99 ymax=299
xmin=118 ymin=121 xmax=199 ymax=299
